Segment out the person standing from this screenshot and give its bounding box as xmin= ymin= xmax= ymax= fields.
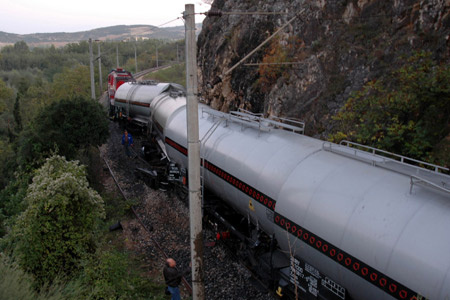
xmin=121 ymin=129 xmax=134 ymax=157
xmin=163 ymin=258 xmax=188 ymax=300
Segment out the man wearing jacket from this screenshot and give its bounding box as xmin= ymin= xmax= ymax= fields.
xmin=163 ymin=258 xmax=189 ymax=300
xmin=121 ymin=129 xmax=134 ymax=157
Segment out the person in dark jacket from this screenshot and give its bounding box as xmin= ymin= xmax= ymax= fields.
xmin=163 ymin=258 xmax=188 ymax=300
xmin=121 ymin=129 xmax=134 ymax=157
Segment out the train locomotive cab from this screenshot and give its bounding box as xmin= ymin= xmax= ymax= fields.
xmin=107 ymin=68 xmax=135 ymax=115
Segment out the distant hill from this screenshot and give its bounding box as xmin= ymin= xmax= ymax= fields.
xmin=0 ymin=24 xmax=202 ymax=48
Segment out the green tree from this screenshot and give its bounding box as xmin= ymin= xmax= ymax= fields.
xmin=330 ymin=51 xmax=450 ymax=166
xmin=13 ymin=41 xmax=29 ymax=53
xmin=0 ymin=79 xmax=14 ymax=115
xmin=17 ymin=96 xmax=109 ymax=167
xmin=19 ymin=80 xmax=51 ymax=125
xmin=0 ymin=80 xmax=15 ymax=143
xmin=13 ymin=155 xmax=105 ymax=286
xmin=13 ymin=94 xmax=22 ymax=133
xmin=50 ymin=65 xmax=91 ymax=101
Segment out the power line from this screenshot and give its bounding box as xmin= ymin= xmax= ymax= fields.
xmin=204 ymin=11 xmax=289 ymax=17
xmin=158 ymin=17 xmax=183 ymax=27
xmin=202 ymin=3 xmax=416 ymax=22
xmin=244 ymin=62 xmax=305 ymax=66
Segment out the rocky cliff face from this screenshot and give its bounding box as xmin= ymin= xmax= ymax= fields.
xmin=197 ymin=0 xmax=449 ymax=137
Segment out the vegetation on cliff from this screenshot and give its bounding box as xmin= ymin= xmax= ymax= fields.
xmin=330 ymin=51 xmax=450 ymax=166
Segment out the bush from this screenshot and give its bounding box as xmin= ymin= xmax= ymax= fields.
xmin=79 ymin=248 xmax=166 ymax=300
xmin=13 ymin=155 xmax=105 ymax=286
xmin=0 ymin=256 xmax=86 ymax=300
xmin=0 ymin=171 xmax=32 ymax=237
xmin=330 ymin=51 xmax=450 ymax=166
xmin=17 ymin=96 xmax=109 ymax=168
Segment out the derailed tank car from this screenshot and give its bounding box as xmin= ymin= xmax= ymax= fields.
xmin=112 ymin=81 xmax=450 ymax=300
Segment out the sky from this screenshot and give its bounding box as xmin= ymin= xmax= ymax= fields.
xmin=1 ymin=0 xmax=212 ymax=34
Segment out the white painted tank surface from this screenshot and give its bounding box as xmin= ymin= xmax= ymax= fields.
xmin=114 ymin=81 xmax=185 ymax=125
xmin=114 ymin=82 xmax=450 ymax=300
xmin=161 ymin=101 xmax=450 ymax=300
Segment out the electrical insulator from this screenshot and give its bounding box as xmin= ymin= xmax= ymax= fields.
xmin=206 ymin=11 xmax=223 ymax=17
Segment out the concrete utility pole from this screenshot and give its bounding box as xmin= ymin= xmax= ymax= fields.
xmin=116 ymin=44 xmax=119 ymax=68
xmin=156 ymin=46 xmax=159 ymax=68
xmin=96 ymin=41 xmax=103 ymax=93
xmin=89 ymin=38 xmax=96 ymax=100
xmin=134 ymin=42 xmax=138 ymax=73
xmin=184 ymin=4 xmax=204 ymax=300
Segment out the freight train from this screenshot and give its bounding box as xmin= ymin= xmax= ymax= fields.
xmin=112 ymin=80 xmax=450 ymax=300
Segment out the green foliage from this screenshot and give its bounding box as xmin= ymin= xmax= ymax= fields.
xmin=13 ymin=94 xmax=22 ymax=133
xmin=144 ymin=63 xmax=186 ymax=87
xmin=0 ymin=257 xmax=87 ymax=300
xmin=19 ymin=79 xmax=51 ymax=124
xmin=13 ymin=155 xmax=105 ymax=286
xmin=0 ymin=80 xmax=15 ymax=139
xmin=17 ymin=96 xmax=109 ymax=167
xmin=0 ymin=138 xmax=14 ymax=170
xmin=79 ymin=248 xmax=166 ymax=300
xmin=0 ymin=171 xmax=32 ymax=236
xmin=0 ymin=39 xmax=178 ymax=299
xmin=51 ymin=65 xmax=91 ymax=101
xmin=330 ymin=51 xmax=450 ymax=166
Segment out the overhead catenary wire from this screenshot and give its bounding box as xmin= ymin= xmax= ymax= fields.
xmin=158 ymin=17 xmax=183 ymax=27
xmin=202 ymin=3 xmax=416 ymax=21
xmin=204 ymin=11 xmax=289 ymax=16
xmin=157 ymin=3 xmax=415 ymax=36
xmin=244 ymin=62 xmax=305 ymax=66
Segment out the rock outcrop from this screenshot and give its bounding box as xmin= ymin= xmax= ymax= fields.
xmin=197 ymin=0 xmax=449 ymax=137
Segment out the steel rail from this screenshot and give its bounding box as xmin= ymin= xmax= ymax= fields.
xmin=101 ymin=155 xmax=193 ymax=294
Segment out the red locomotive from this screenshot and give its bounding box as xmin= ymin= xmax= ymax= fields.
xmin=107 ymin=68 xmax=134 ymax=103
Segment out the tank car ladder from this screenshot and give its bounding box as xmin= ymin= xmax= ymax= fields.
xmin=199 ymin=110 xmax=227 ymax=207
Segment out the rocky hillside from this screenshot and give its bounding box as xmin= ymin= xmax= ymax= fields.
xmin=197 ymin=0 xmax=449 ymax=138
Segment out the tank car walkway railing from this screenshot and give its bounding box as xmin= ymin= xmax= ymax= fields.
xmin=201 ymin=108 xmax=305 ymax=135
xmin=322 ymin=140 xmax=450 ymax=195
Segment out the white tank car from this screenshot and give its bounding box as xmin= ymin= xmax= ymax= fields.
xmin=114 ymin=82 xmax=450 ymax=300
xmin=113 ymin=81 xmax=185 ymax=127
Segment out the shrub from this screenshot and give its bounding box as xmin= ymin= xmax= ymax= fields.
xmin=17 ymin=96 xmax=109 ymax=168
xmin=0 ymin=256 xmax=87 ymax=300
xmin=330 ymin=51 xmax=450 ymax=166
xmin=13 ymin=155 xmax=105 ymax=286
xmin=79 ymin=248 xmax=166 ymax=300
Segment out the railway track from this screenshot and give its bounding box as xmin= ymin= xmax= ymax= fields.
xmin=101 ymin=154 xmax=193 ymax=294
xmin=133 ymin=64 xmax=175 ymax=80
xmin=98 ymin=121 xmax=276 ymax=299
